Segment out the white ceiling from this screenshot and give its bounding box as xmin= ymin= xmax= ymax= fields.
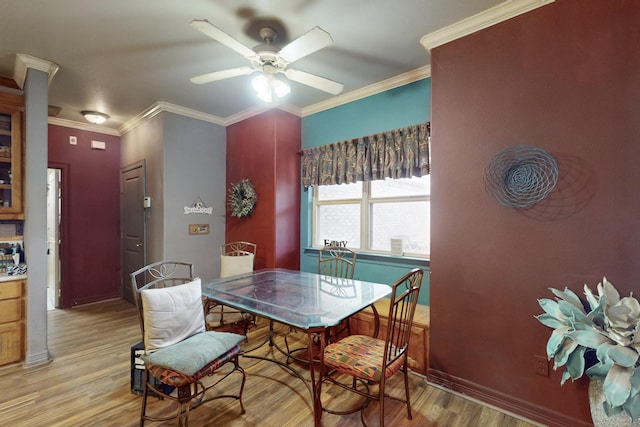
xmin=0 ymin=0 xmax=522 ymax=132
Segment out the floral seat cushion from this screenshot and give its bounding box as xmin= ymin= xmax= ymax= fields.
xmin=323 ymin=334 xmax=404 ymax=382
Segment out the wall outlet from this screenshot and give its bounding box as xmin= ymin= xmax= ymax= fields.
xmin=534 ymin=355 xmax=549 ymax=377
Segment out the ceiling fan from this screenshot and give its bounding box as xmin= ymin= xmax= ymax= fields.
xmin=189 ymin=19 xmax=344 ymax=96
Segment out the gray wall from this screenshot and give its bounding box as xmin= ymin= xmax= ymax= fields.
xmin=162 ymin=113 xmax=226 ymax=280
xmin=121 ymin=111 xmax=227 ymax=279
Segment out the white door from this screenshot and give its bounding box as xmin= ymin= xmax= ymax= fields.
xmin=46 ymin=168 xmax=61 ymax=309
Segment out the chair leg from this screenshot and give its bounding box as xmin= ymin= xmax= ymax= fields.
xmin=379 ymin=378 xmax=385 ymax=427
xmin=177 ymin=402 xmax=187 ymax=427
xmin=403 ymin=365 xmax=412 ymax=420
xmin=177 ymin=385 xmax=194 ymax=427
xmin=235 ymin=355 xmax=247 ymax=414
xmin=140 ymin=370 xmax=150 ymax=427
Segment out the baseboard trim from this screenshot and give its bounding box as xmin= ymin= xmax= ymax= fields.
xmin=24 ymin=350 xmax=52 ymax=367
xmin=427 ymin=369 xmax=591 ymax=427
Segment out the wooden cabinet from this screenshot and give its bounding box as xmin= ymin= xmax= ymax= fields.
xmin=0 ymin=92 xmax=24 ymax=219
xmin=350 ymin=299 xmax=430 ymax=376
xmin=0 ymin=279 xmax=24 ymax=365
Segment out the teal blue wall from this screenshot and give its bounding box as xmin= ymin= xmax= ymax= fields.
xmin=299 ymin=78 xmax=431 ymax=305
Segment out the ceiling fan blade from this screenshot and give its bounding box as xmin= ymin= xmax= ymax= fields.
xmin=190 ymin=67 xmax=255 ymax=84
xmin=279 ymin=26 xmax=333 ymax=63
xmin=284 ymin=68 xmax=344 ymax=95
xmin=190 ymin=19 xmax=256 ymax=59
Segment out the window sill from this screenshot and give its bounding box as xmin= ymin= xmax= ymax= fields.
xmin=303 ymin=247 xmax=429 ymax=268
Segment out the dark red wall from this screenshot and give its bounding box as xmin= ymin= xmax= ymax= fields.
xmin=226 ymin=110 xmax=301 ymax=270
xmin=430 ymin=1 xmax=640 ymax=426
xmin=48 ymin=125 xmax=121 ymax=306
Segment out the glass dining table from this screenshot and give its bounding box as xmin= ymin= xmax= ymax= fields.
xmin=201 ymin=268 xmax=392 ymax=427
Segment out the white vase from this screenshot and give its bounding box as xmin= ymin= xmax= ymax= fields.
xmin=589 ymin=379 xmax=640 ymax=427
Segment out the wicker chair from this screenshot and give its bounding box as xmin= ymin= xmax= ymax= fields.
xmin=321 ymin=268 xmax=424 ymax=427
xmin=130 ymin=260 xmax=246 ymax=426
xmin=204 ymin=241 xmax=257 ymax=335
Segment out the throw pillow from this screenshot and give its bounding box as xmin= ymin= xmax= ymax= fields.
xmin=141 ymin=277 xmax=205 ymax=353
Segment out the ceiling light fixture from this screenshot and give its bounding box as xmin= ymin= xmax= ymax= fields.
xmin=252 ymin=74 xmax=290 ymax=104
xmin=81 ymin=111 xmax=110 ymax=125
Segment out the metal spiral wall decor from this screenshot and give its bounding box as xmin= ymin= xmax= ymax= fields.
xmin=483 ymin=145 xmax=558 ymax=208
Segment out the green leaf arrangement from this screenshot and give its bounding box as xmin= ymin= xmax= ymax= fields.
xmin=228 ymin=179 xmax=257 ymax=218
xmin=536 ymin=278 xmax=640 ymax=421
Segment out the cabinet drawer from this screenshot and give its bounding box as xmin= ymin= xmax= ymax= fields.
xmin=0 ymin=321 xmax=22 ymax=365
xmin=0 ymin=298 xmax=21 ymax=323
xmin=0 ymin=280 xmax=22 ymax=299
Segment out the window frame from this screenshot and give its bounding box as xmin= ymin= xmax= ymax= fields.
xmin=312 ymin=177 xmax=430 ymax=258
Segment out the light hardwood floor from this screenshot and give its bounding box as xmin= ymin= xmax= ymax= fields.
xmin=0 ymin=299 xmax=541 ymax=426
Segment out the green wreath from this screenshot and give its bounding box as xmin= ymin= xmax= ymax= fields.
xmin=228 ymin=179 xmax=257 ymax=218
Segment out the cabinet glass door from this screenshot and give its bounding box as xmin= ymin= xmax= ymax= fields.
xmin=0 ymin=106 xmax=22 ymax=217
xmin=0 ymin=113 xmax=12 ymax=208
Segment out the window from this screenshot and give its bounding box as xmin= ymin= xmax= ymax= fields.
xmin=313 ymin=175 xmax=430 ymax=257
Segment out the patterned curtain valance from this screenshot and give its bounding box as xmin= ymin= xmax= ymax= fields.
xmin=301 ymin=122 xmax=430 ymax=187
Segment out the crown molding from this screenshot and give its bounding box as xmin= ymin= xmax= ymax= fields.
xmin=420 ymin=0 xmax=555 ymax=51
xmin=301 ymin=65 xmax=431 ymax=117
xmin=48 ymin=117 xmax=120 ymax=136
xmin=157 ymin=101 xmax=228 ymax=126
xmin=116 ymin=103 xmax=162 ymax=135
xmin=223 ymin=104 xmax=275 ymax=126
xmin=0 ymin=75 xmax=20 ymax=91
xmin=13 ymin=54 xmax=60 ymax=89
xmin=272 ymin=103 xmax=303 ymax=119
xmin=109 ymin=66 xmax=432 ymax=134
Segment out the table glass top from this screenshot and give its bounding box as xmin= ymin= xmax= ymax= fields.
xmin=201 ymin=268 xmax=391 ymax=329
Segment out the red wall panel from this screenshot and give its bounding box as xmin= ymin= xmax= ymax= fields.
xmin=48 ymin=125 xmax=121 ymax=306
xmin=226 ymin=110 xmax=300 ymax=270
xmin=429 ymin=1 xmax=640 ymax=425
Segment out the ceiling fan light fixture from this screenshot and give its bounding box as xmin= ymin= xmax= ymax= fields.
xmin=81 ymin=111 xmax=109 ymax=125
xmin=190 ymin=21 xmax=342 ymax=96
xmin=252 ymin=74 xmax=289 ymax=104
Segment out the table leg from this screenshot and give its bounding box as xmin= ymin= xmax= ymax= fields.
xmin=308 ymin=327 xmax=326 ymax=427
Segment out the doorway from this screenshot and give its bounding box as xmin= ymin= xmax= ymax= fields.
xmin=46 ymin=168 xmax=61 ymax=310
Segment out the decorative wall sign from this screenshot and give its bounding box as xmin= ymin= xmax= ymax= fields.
xmin=323 ymin=239 xmax=348 ymax=247
xmin=184 ymin=196 xmax=213 ymax=215
xmin=188 ymin=224 xmax=210 ymax=235
xmin=228 ymin=179 xmax=257 ymax=218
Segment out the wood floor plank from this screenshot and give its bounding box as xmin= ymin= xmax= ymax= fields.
xmin=0 ymin=299 xmax=543 ymax=426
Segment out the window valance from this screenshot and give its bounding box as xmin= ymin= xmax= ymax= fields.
xmin=301 ymin=122 xmax=430 ymax=187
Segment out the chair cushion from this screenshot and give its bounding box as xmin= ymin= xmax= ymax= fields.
xmin=324 ymin=334 xmax=405 ymax=382
xmin=141 ymin=278 xmax=205 ymax=352
xmin=220 ymin=254 xmax=254 ymax=278
xmin=142 ymin=331 xmax=245 ymax=382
